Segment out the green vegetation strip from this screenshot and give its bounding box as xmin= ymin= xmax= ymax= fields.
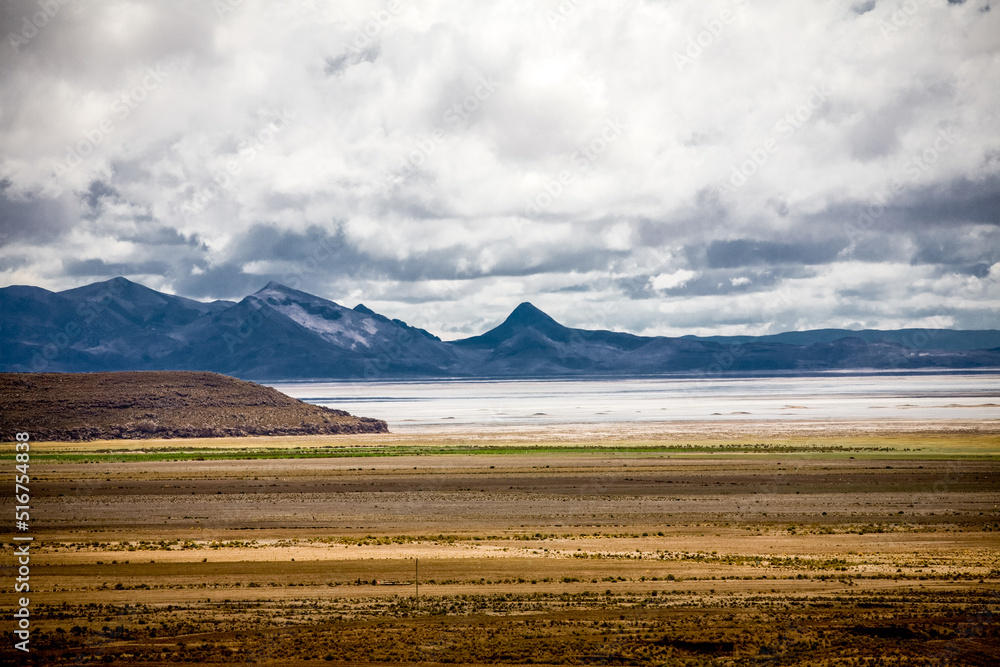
xmin=0 ymin=442 xmax=961 ymax=463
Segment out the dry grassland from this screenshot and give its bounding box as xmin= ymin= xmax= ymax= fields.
xmin=3 ymin=420 xmax=999 ymax=665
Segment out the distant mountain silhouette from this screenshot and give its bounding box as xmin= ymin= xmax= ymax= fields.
xmin=2 ymin=277 xmax=998 ymax=379
xmin=683 ymin=328 xmax=1000 ymax=351
xmin=454 ymin=302 xmax=573 ymax=348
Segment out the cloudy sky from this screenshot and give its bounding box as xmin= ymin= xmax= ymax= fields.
xmin=1 ymin=0 xmax=998 ymax=339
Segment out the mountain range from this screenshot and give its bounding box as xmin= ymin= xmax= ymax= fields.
xmin=2 ymin=277 xmax=998 ymax=379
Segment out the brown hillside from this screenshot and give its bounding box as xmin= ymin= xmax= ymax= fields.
xmin=0 ymin=371 xmax=387 ymax=441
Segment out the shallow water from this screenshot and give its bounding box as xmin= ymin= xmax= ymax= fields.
xmin=268 ymin=372 xmax=1000 ymax=431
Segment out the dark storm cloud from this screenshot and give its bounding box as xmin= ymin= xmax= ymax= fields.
xmin=889 ymin=176 xmax=1000 ymax=228
xmin=230 ymin=223 xmax=358 ymax=265
xmin=964 ymin=262 xmax=994 ymax=278
xmin=700 ymin=239 xmax=847 ymax=269
xmin=633 ymin=190 xmax=730 ymax=249
xmin=224 ymin=222 xmax=630 ymax=285
xmin=64 ymin=257 xmax=170 ymax=277
xmin=552 ymin=283 xmax=594 ymax=294
xmin=0 ymin=185 xmax=74 ymax=245
xmin=225 ymin=223 xmax=461 ymax=285
xmin=812 ymin=174 xmax=1000 ymax=237
xmin=83 ymin=180 xmax=119 ymax=213
xmin=911 ymin=226 xmax=1000 ymax=267
xmin=121 ymin=226 xmax=202 ymax=247
xmin=172 ymin=263 xmax=265 ymax=301
xmin=806 ymin=174 xmax=1000 ymax=266
xmin=802 ymin=176 xmax=1000 ymax=235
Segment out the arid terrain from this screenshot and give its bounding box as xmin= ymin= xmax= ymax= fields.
xmin=3 ymin=419 xmax=998 ymax=665
xmin=0 ymin=372 xmax=387 ymax=440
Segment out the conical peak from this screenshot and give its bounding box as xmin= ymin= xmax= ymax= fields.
xmin=505 ymin=302 xmax=557 ymax=326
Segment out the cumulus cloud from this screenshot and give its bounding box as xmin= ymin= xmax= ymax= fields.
xmin=650 ymin=269 xmax=699 ymax=291
xmin=0 ymin=0 xmax=998 ymax=337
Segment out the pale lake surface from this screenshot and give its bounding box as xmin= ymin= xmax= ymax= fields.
xmin=268 ymin=372 xmax=1000 ymax=432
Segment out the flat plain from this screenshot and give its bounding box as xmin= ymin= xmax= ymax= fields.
xmin=4 ymin=419 xmax=999 ymax=665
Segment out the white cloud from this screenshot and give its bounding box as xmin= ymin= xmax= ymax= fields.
xmin=650 ymin=269 xmax=699 ymax=291
xmin=0 ymin=0 xmax=998 ymax=334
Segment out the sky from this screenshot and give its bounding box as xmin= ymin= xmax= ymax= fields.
xmin=1 ymin=0 xmax=998 ymax=340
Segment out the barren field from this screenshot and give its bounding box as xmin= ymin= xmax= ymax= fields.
xmin=3 ymin=420 xmax=999 ymax=665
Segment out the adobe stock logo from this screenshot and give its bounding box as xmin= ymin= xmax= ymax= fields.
xmin=377 ymin=72 xmax=500 ymax=192
xmin=523 ymin=118 xmax=626 ymax=217
xmin=344 ymin=1 xmax=404 ymax=56
xmin=402 ymin=74 xmax=500 ymax=168
xmin=877 ymin=0 xmax=926 ymax=39
xmin=545 ymin=0 xmax=583 ymax=29
xmin=52 ymin=64 xmax=169 ymax=180
xmin=723 ymin=84 xmax=831 ymax=192
xmin=673 ymin=0 xmax=751 ymax=71
xmin=846 ymin=125 xmax=962 ymax=240
xmin=179 ymin=110 xmax=294 ymax=219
